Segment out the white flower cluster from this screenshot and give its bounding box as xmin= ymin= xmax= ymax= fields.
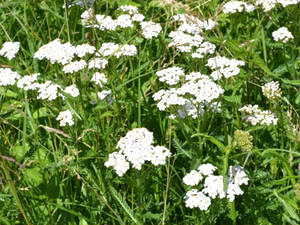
xmin=156 ymin=67 xmax=185 ymax=85
xmin=82 ymin=5 xmax=145 ymax=31
xmin=105 ymin=128 xmax=171 ymax=176
xmin=191 ymin=42 xmax=216 ymax=59
xmin=56 ymin=110 xmax=74 ymax=127
xmin=88 ymin=57 xmax=108 ymax=69
xmin=0 ymin=42 xmax=20 ymax=60
xmin=118 ymin=5 xmax=139 ymax=14
xmin=75 ymin=44 xmax=96 ymax=57
xmin=206 ymin=56 xmax=245 ymax=80
xmin=140 ymin=21 xmax=162 ymax=39
xmin=97 ymin=42 xmax=137 ymax=58
xmin=183 ymin=164 xmax=249 ymax=210
xmin=91 ymin=72 xmax=107 ymax=87
xmin=168 ymin=31 xmax=203 ymax=53
xmin=222 ymin=1 xmax=255 ymax=14
xmin=34 ymin=39 xmax=95 ymax=65
xmin=64 ymin=84 xmax=80 ymax=97
xmin=17 ymin=73 xmax=40 ymax=90
xmin=256 ymin=0 xmax=300 ymax=12
xmin=81 ymin=8 xmax=94 ymax=27
xmin=63 ymin=60 xmax=87 ymax=74
xmin=173 ymin=14 xmax=216 ymax=32
xmin=0 ymin=68 xmax=20 ymax=86
xmin=239 ymin=104 xmax=278 ymax=126
xmin=97 ymin=90 xmax=113 ymax=103
xmin=262 ymin=81 xmax=282 ymax=100
xmin=168 ymin=14 xmax=216 ymax=57
xmin=36 ymin=81 xmax=61 ymax=101
xmin=153 ymin=70 xmax=224 ymax=118
xmin=34 ymin=39 xmax=76 ymax=65
xmin=272 ymin=27 xmax=294 ymax=43
xmin=117 ymin=5 xmax=145 ymax=22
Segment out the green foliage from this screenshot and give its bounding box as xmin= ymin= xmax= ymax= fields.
xmin=0 ymin=0 xmax=299 ymax=224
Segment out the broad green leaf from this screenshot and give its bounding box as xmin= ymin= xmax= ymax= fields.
xmin=10 ymin=143 xmax=30 ymax=162
xmin=23 ymin=167 xmax=43 ymax=187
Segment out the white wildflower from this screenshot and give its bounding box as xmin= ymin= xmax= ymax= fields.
xmin=239 ymin=104 xmax=278 ymax=126
xmin=106 ymin=128 xmax=171 ymax=176
xmin=114 ymin=44 xmax=137 ymax=58
xmin=116 ymin=14 xmax=134 ymax=28
xmin=149 ymin=146 xmax=171 ymax=166
xmin=34 ymin=39 xmax=76 ymax=65
xmin=75 ymin=43 xmax=96 ymax=57
xmin=262 ymin=81 xmax=282 ymax=100
xmin=98 ymin=42 xmax=120 ymax=57
xmin=223 ymin=1 xmax=255 ymax=14
xmin=191 ymin=41 xmax=216 ymax=58
xmin=206 ymin=56 xmax=245 ymax=80
xmin=95 ymin=15 xmax=118 ymax=31
xmin=17 ymin=73 xmax=39 ymax=90
xmin=0 ymin=42 xmax=20 ymax=60
xmin=168 ymin=31 xmax=203 ymax=52
xmin=272 ymin=27 xmax=294 ymax=43
xmin=183 ymin=170 xmax=203 ymax=186
xmin=36 ymin=81 xmax=61 ymax=101
xmin=88 ymin=57 xmax=108 ymax=69
xmin=56 ymin=110 xmax=74 ymax=127
xmin=118 ymin=5 xmax=138 ymax=14
xmin=81 ymin=8 xmax=94 ymax=26
xmin=184 ymin=189 xmax=211 ymax=210
xmin=91 ymin=72 xmax=107 ymax=87
xmin=0 ymin=68 xmax=20 ymax=86
xmin=62 ymin=60 xmax=87 ymax=73
xmin=105 ymin=152 xmax=130 ymax=177
xmin=140 ymin=21 xmax=162 ymax=39
xmin=132 ymin=13 xmax=145 ymax=22
xmin=156 ymin=67 xmax=185 ymax=85
xmin=64 ymin=84 xmax=79 ymax=97
xmin=198 ymin=163 xmax=217 ymax=176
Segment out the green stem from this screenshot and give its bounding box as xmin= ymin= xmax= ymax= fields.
xmin=1 ymin=159 xmax=32 ymax=225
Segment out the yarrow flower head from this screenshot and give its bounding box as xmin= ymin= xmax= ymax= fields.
xmin=62 ymin=60 xmax=87 ymax=73
xmin=206 ymin=56 xmax=245 ymax=80
xmin=105 ymin=128 xmax=171 ymax=176
xmin=88 ymin=57 xmax=108 ymax=70
xmin=153 ymin=71 xmax=224 ymax=118
xmin=223 ymin=1 xmax=255 ymax=14
xmin=262 ymin=81 xmax=282 ymax=100
xmin=75 ymin=43 xmax=96 ymax=58
xmin=156 ymin=67 xmax=185 ymax=85
xmin=17 ymin=73 xmax=40 ymax=91
xmin=36 ymin=81 xmax=61 ymax=101
xmin=64 ymin=84 xmax=80 ymax=97
xmin=272 ymin=27 xmax=294 ymax=43
xmin=56 ymin=110 xmax=74 ymax=127
xmin=0 ymin=42 xmax=20 ymax=60
xmin=91 ymin=72 xmax=107 ymax=87
xmin=256 ymin=0 xmax=300 ymax=12
xmin=0 ymin=68 xmax=20 ymax=86
xmin=34 ymin=39 xmax=76 ymax=65
xmin=183 ymin=163 xmax=249 ymax=210
xmin=140 ymin=21 xmax=162 ymax=39
xmin=239 ymin=104 xmax=278 ymax=126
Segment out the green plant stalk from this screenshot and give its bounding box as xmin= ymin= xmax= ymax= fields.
xmin=1 ymin=159 xmax=32 ymax=225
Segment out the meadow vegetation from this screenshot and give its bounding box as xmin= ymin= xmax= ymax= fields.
xmin=0 ymin=0 xmax=300 ymax=224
